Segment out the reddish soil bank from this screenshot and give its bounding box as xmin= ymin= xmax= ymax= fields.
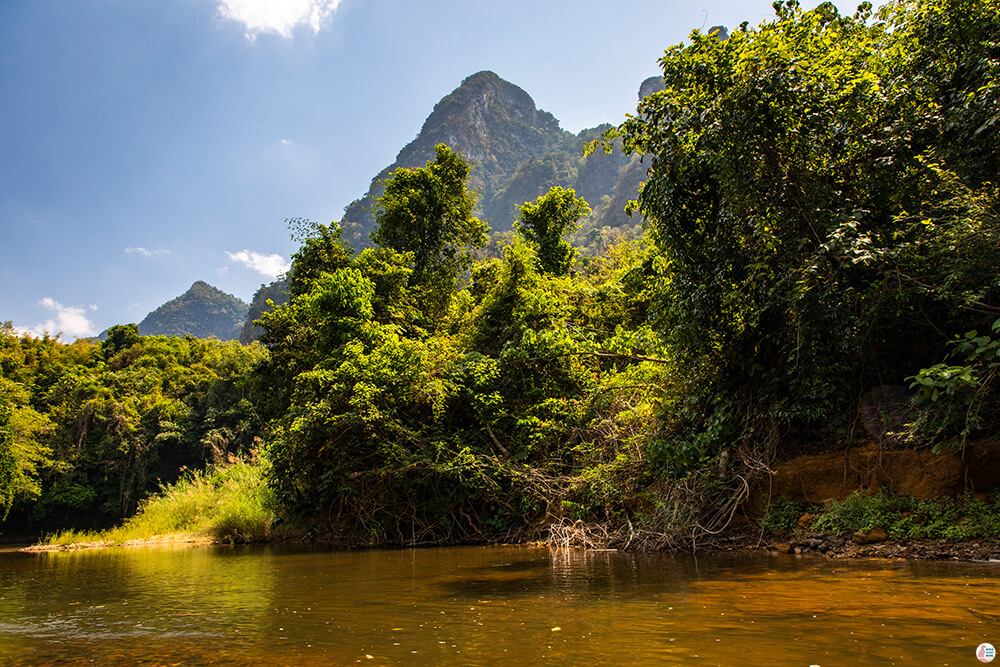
xmin=746 ymin=440 xmax=1000 ymax=513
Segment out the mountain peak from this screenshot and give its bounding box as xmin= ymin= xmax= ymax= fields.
xmin=639 ymin=76 xmax=665 ymax=100
xmin=451 ymin=70 xmax=531 ymax=104
xmin=186 ymin=280 xmax=219 ymax=296
xmin=138 ymin=281 xmax=249 ymax=340
xmin=340 ymin=71 xmax=575 ymax=245
xmin=460 ymin=69 xmax=503 ymax=86
xmin=449 ymin=70 xmax=537 ymax=113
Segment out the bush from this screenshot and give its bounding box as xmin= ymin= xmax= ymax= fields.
xmin=762 ymin=496 xmax=803 ymax=532
xmin=804 ymin=490 xmax=1000 ymax=541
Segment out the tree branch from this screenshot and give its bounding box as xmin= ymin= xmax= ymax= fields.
xmin=483 ymin=421 xmax=511 ymax=458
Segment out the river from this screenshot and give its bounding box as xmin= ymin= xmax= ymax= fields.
xmin=0 ymin=544 xmax=996 ymax=665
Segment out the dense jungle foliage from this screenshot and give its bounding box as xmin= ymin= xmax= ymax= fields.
xmin=0 ymin=324 xmax=265 ymax=531
xmin=2 ymin=0 xmax=998 ymax=547
xmin=611 ymin=0 xmax=1000 ymax=462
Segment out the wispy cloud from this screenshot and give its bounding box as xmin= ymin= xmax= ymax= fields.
xmin=125 ymin=246 xmax=170 ymax=257
xmin=217 ymin=0 xmax=343 ymax=40
xmin=226 ymin=250 xmax=290 ymax=278
xmin=23 ymin=298 xmax=98 ymax=340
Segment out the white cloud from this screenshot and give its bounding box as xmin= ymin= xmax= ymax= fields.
xmin=125 ymin=246 xmax=169 ymax=257
xmin=24 ymin=298 xmax=98 ymax=340
xmin=226 ymin=249 xmax=290 ymax=278
xmin=217 ymin=0 xmax=342 ymax=40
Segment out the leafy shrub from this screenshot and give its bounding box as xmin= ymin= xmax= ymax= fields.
xmin=811 ymin=491 xmax=910 ymax=535
xmin=762 ymin=497 xmax=803 ymax=533
xmin=908 ymin=318 xmax=1000 ymax=450
xmin=806 ymin=490 xmax=1000 ymax=541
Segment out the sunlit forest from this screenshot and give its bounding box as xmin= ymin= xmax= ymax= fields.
xmin=2 ymin=0 xmax=998 ymax=550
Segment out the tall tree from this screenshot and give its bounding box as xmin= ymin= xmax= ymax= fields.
xmin=102 ymin=323 xmax=140 ymax=360
xmin=285 ymin=218 xmax=354 ymax=298
xmin=515 ymin=186 xmax=590 ymax=275
xmin=371 ymin=144 xmax=488 ymax=316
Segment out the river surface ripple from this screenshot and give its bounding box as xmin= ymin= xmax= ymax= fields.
xmin=0 ymin=544 xmax=997 ymax=665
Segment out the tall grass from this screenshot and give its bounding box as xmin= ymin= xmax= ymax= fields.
xmin=45 ymin=459 xmax=288 ymax=546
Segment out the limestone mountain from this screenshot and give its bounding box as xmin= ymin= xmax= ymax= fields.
xmin=242 ymin=72 xmax=663 ymax=344
xmin=638 ymin=74 xmax=666 ymax=100
xmin=339 ymin=71 xmax=645 ymax=249
xmin=138 ymin=281 xmax=249 ymax=341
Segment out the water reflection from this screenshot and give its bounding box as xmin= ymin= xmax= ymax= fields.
xmin=0 ymin=544 xmax=282 ymax=664
xmin=0 ymin=544 xmax=996 ymax=665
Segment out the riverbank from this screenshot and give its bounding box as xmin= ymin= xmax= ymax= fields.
xmin=20 ymin=528 xmax=1000 ymax=566
xmin=542 ymin=519 xmax=1000 ymax=563
xmin=20 ymin=532 xmax=218 ymax=553
xmin=22 ymin=439 xmax=1000 ymax=563
xmin=762 ymin=532 xmax=1000 ymax=562
xmin=24 ymin=459 xmax=289 ymax=552
xmin=697 ymin=529 xmax=1000 ymax=562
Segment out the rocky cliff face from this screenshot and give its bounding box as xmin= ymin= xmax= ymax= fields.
xmin=339 ymin=70 xmax=651 ymax=248
xmin=416 ymin=70 xmax=567 ymax=175
xmin=341 ymin=71 xmax=579 ymax=246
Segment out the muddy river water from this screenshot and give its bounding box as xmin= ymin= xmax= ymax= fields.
xmin=0 ymin=544 xmax=997 ymax=665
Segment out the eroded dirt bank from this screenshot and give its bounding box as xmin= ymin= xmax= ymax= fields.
xmin=749 ymin=440 xmax=1000 ymax=510
xmin=736 ymin=440 xmax=1000 ymax=561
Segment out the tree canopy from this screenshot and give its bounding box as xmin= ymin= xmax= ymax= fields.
xmin=612 ymin=0 xmax=1000 ymax=464
xmin=371 ymin=144 xmax=489 ymax=316
xmin=515 ymin=186 xmax=591 ymax=275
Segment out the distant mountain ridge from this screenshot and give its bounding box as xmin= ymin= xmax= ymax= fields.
xmin=138 ymin=281 xmax=248 ymax=341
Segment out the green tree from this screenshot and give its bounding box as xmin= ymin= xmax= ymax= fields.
xmin=371 ymin=144 xmax=488 ymax=316
xmin=610 ymin=0 xmax=1000 ymax=463
xmin=515 ymin=186 xmax=591 ymax=275
xmin=102 ymin=324 xmax=140 ymax=360
xmin=0 ymin=381 xmax=53 ymax=519
xmin=253 ymin=221 xmax=356 ymax=418
xmin=285 ymin=218 xmax=353 ymax=297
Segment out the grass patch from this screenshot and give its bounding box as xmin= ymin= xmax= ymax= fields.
xmin=765 ymin=489 xmax=1000 ymax=541
xmin=45 ymin=458 xmax=289 ymax=547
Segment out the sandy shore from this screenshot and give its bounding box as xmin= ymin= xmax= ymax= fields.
xmin=20 ymin=533 xmax=219 ymax=553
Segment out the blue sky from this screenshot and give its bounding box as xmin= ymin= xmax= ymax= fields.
xmin=1 ymin=0 xmax=855 ymax=339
